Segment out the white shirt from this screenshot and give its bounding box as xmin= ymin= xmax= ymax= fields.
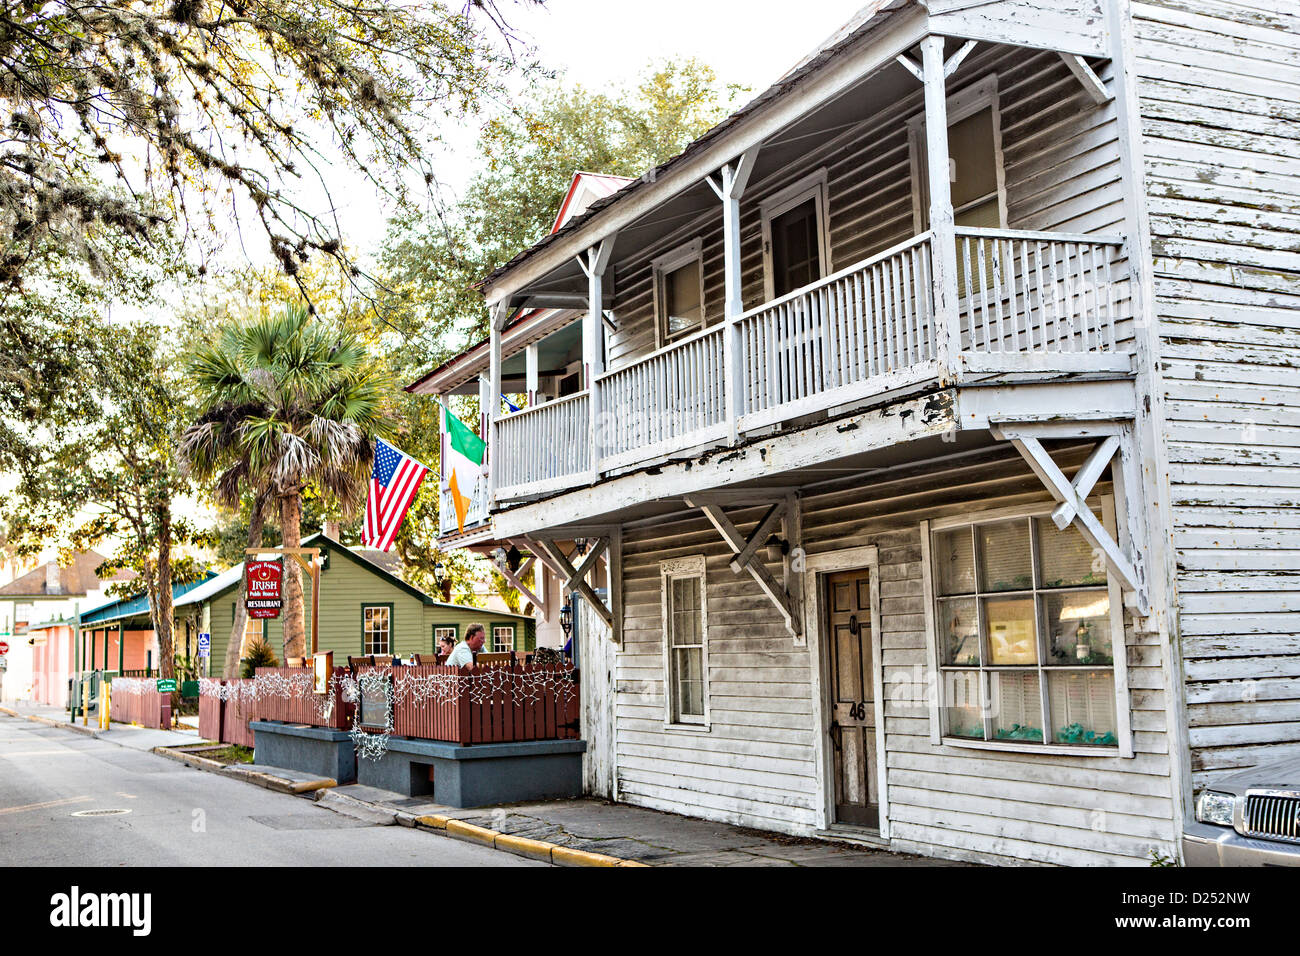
xmin=445 ymin=641 xmax=475 ymax=667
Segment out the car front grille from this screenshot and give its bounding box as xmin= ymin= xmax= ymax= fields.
xmin=1243 ymin=792 xmax=1300 ymax=843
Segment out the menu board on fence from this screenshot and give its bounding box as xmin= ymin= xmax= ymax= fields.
xmin=245 ymin=559 xmax=283 ymax=619
xmin=359 ymin=674 xmax=392 ymax=731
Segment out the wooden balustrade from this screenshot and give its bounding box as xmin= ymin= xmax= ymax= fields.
xmin=736 ymin=233 xmax=935 ymax=429
xmin=494 ymin=391 xmax=590 ymax=494
xmin=468 ymin=227 xmax=1133 ymax=510
xmin=596 ymin=325 xmax=727 ymax=469
xmin=954 ymin=227 xmax=1129 ymax=357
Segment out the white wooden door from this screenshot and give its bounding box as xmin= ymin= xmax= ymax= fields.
xmin=826 ymin=569 xmax=879 ymax=828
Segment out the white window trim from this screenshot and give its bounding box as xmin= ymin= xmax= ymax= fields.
xmin=907 ymin=75 xmax=1008 ymax=233
xmin=492 ymin=624 xmax=516 ymax=653
xmin=922 ymin=495 xmax=1134 ymax=758
xmin=363 ymin=605 xmax=391 ymax=656
xmin=651 ymin=237 xmax=706 ymax=349
xmin=759 ymin=167 xmax=831 ymax=302
xmin=660 ymin=553 xmax=709 ymax=731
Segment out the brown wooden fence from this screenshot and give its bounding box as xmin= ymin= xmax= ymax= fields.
xmin=358 ymin=663 xmax=580 ymax=745
xmin=222 ymin=679 xmax=256 ymax=748
xmin=109 ymin=677 xmax=169 ymax=729
xmin=198 ymin=685 xmax=223 ymax=741
xmin=253 ymin=667 xmax=351 ymax=729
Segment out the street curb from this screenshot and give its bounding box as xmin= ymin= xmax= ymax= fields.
xmin=219 ymin=765 xmax=337 ymax=795
xmin=152 ymin=746 xmax=230 ymax=773
xmin=409 ymin=810 xmax=648 ymax=867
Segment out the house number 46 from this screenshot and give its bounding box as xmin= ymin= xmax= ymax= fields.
xmin=848 ymin=702 xmax=868 ymax=720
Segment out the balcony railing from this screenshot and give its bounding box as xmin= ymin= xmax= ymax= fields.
xmin=479 ymin=226 xmax=1132 ymax=505
xmin=597 ymin=323 xmax=727 ymax=470
xmin=437 ymin=469 xmax=491 ymax=537
xmin=494 ymin=390 xmax=591 ymax=496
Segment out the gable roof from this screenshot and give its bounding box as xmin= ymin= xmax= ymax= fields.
xmin=0 ymin=550 xmax=136 ymax=598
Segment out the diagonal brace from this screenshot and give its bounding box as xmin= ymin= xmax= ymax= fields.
xmin=1005 ymin=435 xmax=1143 ymax=606
xmin=688 ymin=498 xmax=801 ymax=639
xmin=531 ymin=537 xmax=613 ymax=629
xmin=729 ymin=501 xmax=786 ymax=575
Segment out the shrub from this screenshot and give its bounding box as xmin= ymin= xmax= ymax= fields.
xmin=240 ymin=637 xmax=279 ymax=679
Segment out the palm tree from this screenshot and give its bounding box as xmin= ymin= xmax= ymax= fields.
xmin=180 ymin=304 xmax=393 ymax=661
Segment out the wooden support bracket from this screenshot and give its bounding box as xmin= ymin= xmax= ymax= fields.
xmin=530 ymin=537 xmax=614 ymax=629
xmin=686 ymin=496 xmax=802 ymax=640
xmin=1059 ymin=52 xmax=1112 ymax=105
xmin=993 ymin=425 xmax=1148 ymax=615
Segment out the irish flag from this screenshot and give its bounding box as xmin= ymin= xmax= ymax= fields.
xmin=442 ymin=402 xmax=486 ymax=534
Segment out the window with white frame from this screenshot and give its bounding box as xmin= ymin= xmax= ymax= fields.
xmin=928 ymin=501 xmax=1124 ymax=749
xmin=652 ymin=238 xmax=705 ymax=346
xmin=433 ymin=625 xmax=457 ymax=648
xmin=492 ymin=625 xmax=515 ymax=653
xmin=760 ymin=169 xmax=830 ymax=301
xmin=243 ymin=615 xmax=264 ymax=646
xmin=661 ymin=555 xmax=707 ymax=725
xmin=363 ymin=605 xmax=391 ymax=655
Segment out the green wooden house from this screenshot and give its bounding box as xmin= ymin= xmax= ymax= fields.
xmin=177 ymin=533 xmax=533 ymax=672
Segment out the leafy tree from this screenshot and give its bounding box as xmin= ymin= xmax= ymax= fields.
xmin=376 ymin=58 xmax=746 ymax=357
xmin=0 ymin=0 xmax=535 ymax=293
xmin=3 ymin=321 xmax=210 ymax=692
xmin=180 ymin=304 xmax=393 ymax=660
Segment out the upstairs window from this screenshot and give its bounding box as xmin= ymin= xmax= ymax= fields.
xmin=760 ymin=169 xmax=830 ymax=301
xmin=653 ymin=238 xmax=705 ymax=346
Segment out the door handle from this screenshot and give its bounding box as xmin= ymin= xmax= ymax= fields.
xmin=829 ymin=721 xmax=842 ymax=752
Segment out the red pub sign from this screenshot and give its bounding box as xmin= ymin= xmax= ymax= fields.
xmin=245 ymin=559 xmax=283 ymax=620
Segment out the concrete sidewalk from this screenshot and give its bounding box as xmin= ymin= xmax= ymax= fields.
xmin=321 ymin=784 xmax=957 ymax=866
xmin=0 ymin=701 xmax=201 ymax=750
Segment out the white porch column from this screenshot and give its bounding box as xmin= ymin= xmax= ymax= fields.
xmin=580 ymin=239 xmax=614 ymax=484
xmin=487 ymin=302 xmax=508 ymax=505
xmin=710 ymin=148 xmax=758 ymax=445
xmin=921 ymin=35 xmax=959 ymax=382
xmin=525 ymin=342 xmax=539 ymax=406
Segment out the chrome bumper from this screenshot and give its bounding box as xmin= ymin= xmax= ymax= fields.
xmin=1184 ymin=821 xmax=1300 ymax=867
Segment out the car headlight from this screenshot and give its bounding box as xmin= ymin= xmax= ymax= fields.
xmin=1195 ymin=790 xmax=1236 ymax=827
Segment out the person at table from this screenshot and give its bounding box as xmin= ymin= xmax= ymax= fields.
xmin=445 ymin=624 xmax=485 ymax=667
xmin=437 ymin=634 xmax=456 ymax=660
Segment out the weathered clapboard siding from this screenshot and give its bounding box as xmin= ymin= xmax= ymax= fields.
xmin=612 ymin=444 xmax=1178 ymax=863
xmin=1132 ymin=0 xmax=1300 ymax=788
xmin=617 ymin=517 xmax=820 ymax=832
xmin=927 ymin=0 xmax=1107 ymax=58
xmin=604 ymin=43 xmax=1129 ymax=374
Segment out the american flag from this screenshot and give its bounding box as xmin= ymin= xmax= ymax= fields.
xmin=362 ymin=438 xmax=429 ymax=551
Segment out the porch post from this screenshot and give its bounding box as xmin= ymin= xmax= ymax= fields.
xmin=711 ymin=148 xmax=758 ymax=445
xmin=921 ymin=36 xmax=959 ymax=382
xmin=525 ymin=343 xmax=539 ymax=406
xmin=581 ymin=239 xmax=614 ymax=485
xmin=488 ymin=303 xmax=507 ymax=505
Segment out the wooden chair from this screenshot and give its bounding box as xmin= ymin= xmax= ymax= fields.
xmin=287 ymin=656 xmax=306 ymax=668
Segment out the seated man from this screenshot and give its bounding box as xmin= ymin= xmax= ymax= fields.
xmin=444 ymin=623 xmax=485 ymax=667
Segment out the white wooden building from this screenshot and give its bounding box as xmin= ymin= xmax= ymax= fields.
xmin=411 ymin=0 xmax=1300 ymax=865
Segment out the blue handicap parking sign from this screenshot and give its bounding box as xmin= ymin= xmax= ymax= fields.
xmin=198 ymin=631 xmax=211 ymax=658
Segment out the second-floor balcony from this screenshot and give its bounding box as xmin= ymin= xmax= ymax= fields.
xmin=490 ymin=224 xmax=1132 ymax=503
xmin=416 ymin=31 xmax=1148 ymax=534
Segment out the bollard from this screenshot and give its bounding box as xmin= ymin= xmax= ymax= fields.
xmin=82 ymin=679 xmax=89 ymax=727
xmin=100 ymin=684 xmax=111 ymax=730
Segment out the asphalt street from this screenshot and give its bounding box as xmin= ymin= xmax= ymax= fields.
xmin=0 ymin=714 xmax=545 ymax=867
